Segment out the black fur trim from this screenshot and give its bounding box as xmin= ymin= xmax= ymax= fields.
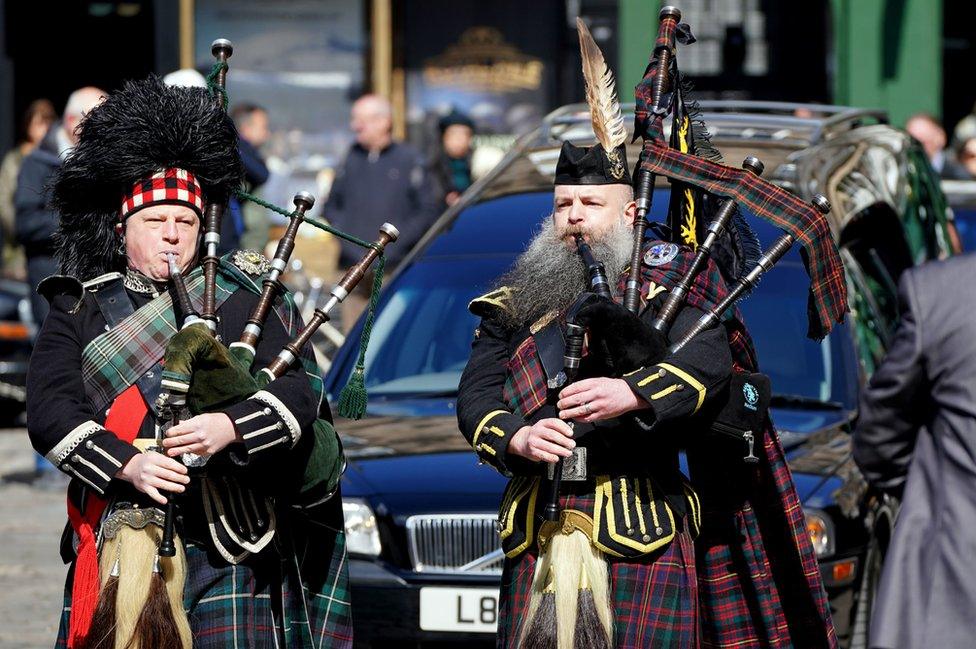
xmin=730 ymin=207 xmax=762 ymax=274
xmin=52 ymin=76 xmax=243 ymax=280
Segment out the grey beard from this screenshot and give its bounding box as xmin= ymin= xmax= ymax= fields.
xmin=494 ymin=218 xmax=633 ymax=332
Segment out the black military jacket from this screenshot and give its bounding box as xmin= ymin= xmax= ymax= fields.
xmin=27 ymin=263 xmax=318 ymax=558
xmin=456 ymin=266 xmax=732 ymax=559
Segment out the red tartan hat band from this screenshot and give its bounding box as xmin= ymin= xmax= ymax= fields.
xmin=119 ymin=168 xmax=205 ymax=221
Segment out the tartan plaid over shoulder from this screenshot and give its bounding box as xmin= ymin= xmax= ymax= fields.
xmin=80 ymin=254 xmax=323 ymax=414
xmin=638 ymin=116 xmax=848 ymax=340
xmin=621 ymin=243 xmax=838 ymax=647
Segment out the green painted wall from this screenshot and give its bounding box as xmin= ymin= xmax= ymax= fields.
xmin=617 ymin=0 xmax=658 ymax=105
xmin=831 ymin=0 xmax=941 ymax=126
xmin=617 ymin=0 xmax=943 ymax=126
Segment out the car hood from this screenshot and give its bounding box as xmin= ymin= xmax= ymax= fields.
xmin=337 ymin=404 xmax=865 ymax=514
xmin=338 ymin=409 xmax=508 ymax=512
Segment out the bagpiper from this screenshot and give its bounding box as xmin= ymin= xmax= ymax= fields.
xmin=27 ymin=73 xmax=354 ymax=648
xmin=458 ymin=20 xmax=724 ymax=648
xmin=458 ymin=9 xmax=846 ymax=648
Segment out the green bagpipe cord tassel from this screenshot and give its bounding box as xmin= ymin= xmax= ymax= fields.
xmin=337 ymin=254 xmax=386 ymax=420
xmin=337 ymin=367 xmax=368 ymax=420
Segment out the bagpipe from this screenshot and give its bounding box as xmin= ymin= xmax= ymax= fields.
xmin=521 ymin=8 xmax=848 ymax=648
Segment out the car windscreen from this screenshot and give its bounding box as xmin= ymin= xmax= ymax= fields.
xmin=327 ymin=194 xmax=857 ymax=408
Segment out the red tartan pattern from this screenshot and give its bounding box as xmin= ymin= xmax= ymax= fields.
xmin=497 ymin=492 xmax=699 ymax=649
xmin=502 ymin=335 xmax=547 ymax=418
xmin=696 ymin=503 xmax=789 ymax=648
xmin=637 ymin=127 xmax=847 ymax=341
xmin=617 ymin=248 xmax=837 ymax=648
xmin=633 ymin=13 xmax=678 ymax=140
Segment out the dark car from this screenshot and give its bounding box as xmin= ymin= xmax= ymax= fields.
xmin=942 ymin=178 xmax=976 ymax=251
xmin=0 ymin=277 xmax=30 ymax=423
xmin=323 ymin=103 xmax=953 ymax=649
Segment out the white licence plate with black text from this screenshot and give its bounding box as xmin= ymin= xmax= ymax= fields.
xmin=418 ymin=587 xmax=499 ymax=633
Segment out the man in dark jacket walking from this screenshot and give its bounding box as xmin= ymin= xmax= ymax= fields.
xmin=325 ymin=94 xmax=439 ymax=327
xmin=14 ymin=86 xmax=104 ymax=326
xmin=854 ymin=256 xmax=976 ymax=649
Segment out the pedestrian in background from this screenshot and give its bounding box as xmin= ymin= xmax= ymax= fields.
xmin=854 ymin=256 xmax=976 ymax=649
xmin=430 ymin=109 xmax=475 ymax=208
xmin=14 ymin=87 xmax=104 ymax=326
xmin=0 ymin=99 xmax=56 ymax=279
xmin=324 ymin=93 xmax=439 ymax=328
xmin=230 ymin=103 xmax=272 ymax=252
xmin=904 ymin=113 xmax=967 ymax=178
xmin=953 ymin=137 xmax=976 ymax=180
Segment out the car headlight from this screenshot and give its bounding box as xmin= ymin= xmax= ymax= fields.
xmin=342 ymin=498 xmax=382 ymax=556
xmin=804 ymin=508 xmax=836 ymax=558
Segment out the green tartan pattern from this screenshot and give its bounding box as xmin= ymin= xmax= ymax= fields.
xmin=80 ymin=267 xmax=234 ymax=413
xmin=80 ymin=257 xmax=324 ymax=414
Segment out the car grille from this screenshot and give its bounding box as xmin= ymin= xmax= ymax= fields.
xmin=405 ymin=514 xmax=504 ymax=575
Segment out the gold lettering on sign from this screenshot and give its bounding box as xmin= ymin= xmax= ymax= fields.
xmin=423 ymin=27 xmax=544 ymax=93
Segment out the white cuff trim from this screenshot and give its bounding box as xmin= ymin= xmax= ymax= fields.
xmin=250 ymin=390 xmax=301 ymax=447
xmin=46 ymin=420 xmax=102 ymax=465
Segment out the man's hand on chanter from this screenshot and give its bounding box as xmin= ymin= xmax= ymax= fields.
xmin=557 ymin=377 xmax=650 ymax=423
xmin=163 ymin=412 xmax=240 ymax=460
xmin=508 ymin=418 xmax=576 ymax=464
xmin=116 ymin=451 xmax=190 ymax=505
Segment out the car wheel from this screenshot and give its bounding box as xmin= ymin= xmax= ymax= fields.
xmin=849 ymin=533 xmax=884 ymax=649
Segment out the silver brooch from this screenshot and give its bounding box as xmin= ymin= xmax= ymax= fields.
xmin=232 ymin=249 xmax=271 ymax=276
xmin=643 ymin=243 xmax=679 ymax=267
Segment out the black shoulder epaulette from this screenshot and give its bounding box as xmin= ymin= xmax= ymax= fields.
xmin=468 ymin=286 xmax=513 ymax=319
xmin=38 ymin=274 xmax=92 ymax=312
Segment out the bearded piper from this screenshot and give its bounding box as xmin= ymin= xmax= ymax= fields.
xmin=456 ymin=21 xmax=732 ymax=648
xmin=26 ymin=75 xmax=352 ymax=648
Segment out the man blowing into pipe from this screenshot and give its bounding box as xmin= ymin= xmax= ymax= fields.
xmin=458 ymin=18 xmax=839 ymax=649
xmin=26 ymin=76 xmax=351 ymax=649
xmin=456 ymin=141 xmax=733 ymax=647
xmin=456 ymin=31 xmax=733 ymax=645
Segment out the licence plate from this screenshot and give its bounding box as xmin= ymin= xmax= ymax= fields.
xmin=418 ymin=587 xmax=499 ymax=633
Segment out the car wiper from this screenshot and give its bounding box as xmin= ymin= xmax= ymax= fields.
xmin=769 ymin=393 xmax=846 ymax=411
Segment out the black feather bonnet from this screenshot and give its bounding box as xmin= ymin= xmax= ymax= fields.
xmin=52 ymin=75 xmax=244 ymax=281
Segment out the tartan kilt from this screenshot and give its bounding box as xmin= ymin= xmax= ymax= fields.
xmin=691 ymin=421 xmax=837 ymax=649
xmin=497 ymin=491 xmax=699 ymax=649
xmin=54 ymin=496 xmax=352 ymax=649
